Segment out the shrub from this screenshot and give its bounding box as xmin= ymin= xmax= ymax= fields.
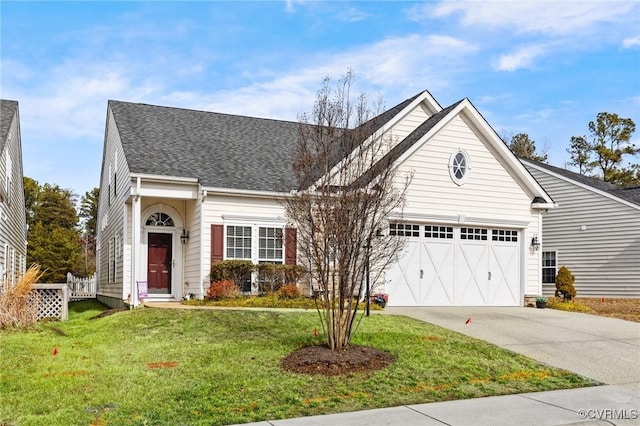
xmin=547 ymin=298 xmax=592 ymax=313
xmin=0 ymin=264 xmax=43 ymax=329
xmin=210 ymin=260 xmax=254 ymax=291
xmin=256 ymin=263 xmax=282 ymax=294
xmin=555 ymin=266 xmax=576 ymax=302
xmin=276 ymin=284 xmax=302 ymax=299
xmin=205 ymin=279 xmax=238 ymax=301
xmin=256 ymin=264 xmax=307 ymax=294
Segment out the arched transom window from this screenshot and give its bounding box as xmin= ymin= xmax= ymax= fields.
xmin=145 ymin=212 xmax=174 ymax=227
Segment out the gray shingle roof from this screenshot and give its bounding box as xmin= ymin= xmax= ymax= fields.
xmin=0 ymin=100 xmax=18 ymax=153
xmin=109 ymin=93 xmax=426 ymax=192
xmin=526 ymin=160 xmax=640 ymax=206
xmin=351 ymin=99 xmax=463 ymax=188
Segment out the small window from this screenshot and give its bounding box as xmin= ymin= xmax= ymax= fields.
xmin=145 ymin=213 xmax=174 ymax=227
xmin=389 ymin=223 xmax=420 ymax=237
xmin=425 ymin=225 xmax=453 ymax=239
xmin=460 ymin=227 xmax=487 ymax=241
xmin=492 ymin=229 xmax=518 ymax=242
xmin=449 ymin=150 xmax=470 ymax=185
xmin=542 ymin=251 xmax=557 ymax=284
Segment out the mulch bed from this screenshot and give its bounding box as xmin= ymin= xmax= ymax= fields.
xmin=281 ymin=344 xmax=396 ymax=376
xmin=577 ymin=298 xmax=640 ymax=323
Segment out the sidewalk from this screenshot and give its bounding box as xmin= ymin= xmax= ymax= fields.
xmin=235 ymin=385 xmax=639 ymax=426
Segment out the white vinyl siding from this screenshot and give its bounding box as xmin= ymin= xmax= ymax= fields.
xmin=391 ymin=113 xmax=541 ymax=301
xmin=0 ymin=102 xmax=27 ymax=282
xmin=96 ymin=109 xmax=132 ymax=302
xmin=525 ymin=162 xmax=640 ymax=298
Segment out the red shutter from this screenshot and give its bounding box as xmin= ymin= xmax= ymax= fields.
xmin=211 ymin=224 xmax=224 ymax=264
xmin=285 ymin=227 xmax=297 ymax=265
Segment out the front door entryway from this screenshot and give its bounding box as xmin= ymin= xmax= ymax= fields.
xmin=147 ymin=233 xmax=172 ymax=294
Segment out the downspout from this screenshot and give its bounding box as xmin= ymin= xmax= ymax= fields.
xmin=131 ymin=176 xmax=141 ymax=308
xmin=199 ymin=189 xmax=207 ymax=299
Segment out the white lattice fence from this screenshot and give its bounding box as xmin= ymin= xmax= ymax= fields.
xmin=32 ymin=284 xmax=68 ymax=320
xmin=67 ymin=272 xmax=96 ymax=300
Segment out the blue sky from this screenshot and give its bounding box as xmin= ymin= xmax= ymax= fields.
xmin=2 ymin=1 xmax=639 ymax=197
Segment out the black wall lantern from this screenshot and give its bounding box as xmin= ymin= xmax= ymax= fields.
xmin=531 ymin=234 xmax=540 ymax=251
xmin=180 ymin=229 xmax=190 ymax=245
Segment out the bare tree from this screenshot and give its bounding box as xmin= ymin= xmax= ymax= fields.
xmin=284 ymin=71 xmax=409 ymax=351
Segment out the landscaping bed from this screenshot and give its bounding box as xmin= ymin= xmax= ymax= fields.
xmin=0 ymin=300 xmax=596 ymax=425
xmin=576 ymin=297 xmax=640 ymax=323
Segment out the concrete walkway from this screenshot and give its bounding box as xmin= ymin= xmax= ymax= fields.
xmin=145 ymin=303 xmax=640 ymax=425
xmin=237 ymin=385 xmax=639 ymax=425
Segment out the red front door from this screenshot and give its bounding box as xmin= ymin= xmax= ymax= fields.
xmin=147 ymin=233 xmax=172 ymax=294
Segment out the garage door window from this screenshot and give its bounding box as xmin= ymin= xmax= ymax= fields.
xmin=460 ymin=227 xmax=487 ymax=240
xmin=389 ymin=223 xmax=420 ymax=237
xmin=425 ymin=225 xmax=453 ymax=239
xmin=492 ymin=229 xmax=518 ymax=242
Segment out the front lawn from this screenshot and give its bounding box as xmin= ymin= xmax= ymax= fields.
xmin=0 ymin=300 xmax=596 ymax=425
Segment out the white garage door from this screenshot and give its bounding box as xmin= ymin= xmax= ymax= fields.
xmin=386 ymin=224 xmax=521 ymax=306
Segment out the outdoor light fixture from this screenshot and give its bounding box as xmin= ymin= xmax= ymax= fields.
xmin=531 ymin=234 xmax=540 ymax=251
xmin=180 ymin=229 xmax=190 ymax=245
xmin=365 ymin=229 xmax=385 ymax=317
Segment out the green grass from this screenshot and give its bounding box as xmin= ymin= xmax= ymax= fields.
xmin=0 ymin=300 xmax=596 ymax=426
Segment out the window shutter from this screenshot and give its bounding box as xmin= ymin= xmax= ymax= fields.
xmin=285 ymin=227 xmax=297 ymax=265
xmin=211 ymin=224 xmax=223 ymax=264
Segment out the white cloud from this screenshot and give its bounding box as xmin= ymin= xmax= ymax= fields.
xmin=160 ymin=33 xmax=479 ymax=120
xmin=426 ymin=1 xmax=637 ymax=36
xmin=622 ymin=35 xmax=640 ymax=48
xmin=494 ymin=45 xmax=545 ymax=71
xmin=337 ymin=7 xmax=371 ymax=22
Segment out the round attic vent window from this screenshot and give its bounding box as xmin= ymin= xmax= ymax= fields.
xmin=449 ymin=150 xmax=470 ymax=185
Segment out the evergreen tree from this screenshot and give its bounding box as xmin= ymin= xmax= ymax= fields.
xmin=25 ymin=180 xmax=84 ymax=282
xmin=508 ymin=133 xmax=548 ymax=162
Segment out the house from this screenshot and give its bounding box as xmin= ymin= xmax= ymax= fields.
xmin=0 ymin=100 xmax=28 ymax=284
xmin=522 ymin=160 xmax=640 ymax=298
xmin=96 ymin=91 xmax=554 ymax=308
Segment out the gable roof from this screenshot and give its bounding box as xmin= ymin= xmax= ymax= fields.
xmin=351 ymin=99 xmax=463 ymax=188
xmin=522 ymin=159 xmax=640 ymax=207
xmin=0 ymin=100 xmax=18 ymax=153
xmin=109 ymin=93 xmax=426 ymax=193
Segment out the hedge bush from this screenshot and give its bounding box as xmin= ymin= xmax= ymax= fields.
xmin=276 ymin=284 xmax=302 ymax=299
xmin=205 ymin=279 xmax=239 ymax=300
xmin=210 ymin=260 xmax=254 ymax=290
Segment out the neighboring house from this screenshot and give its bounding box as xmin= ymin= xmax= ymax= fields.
xmin=523 ymin=160 xmax=640 ymax=298
xmin=0 ymin=100 xmax=28 ymax=285
xmin=96 ymin=91 xmax=554 ymax=309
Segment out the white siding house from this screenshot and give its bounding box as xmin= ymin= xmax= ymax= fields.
xmin=0 ymin=100 xmax=28 ymax=285
xmin=523 ymin=160 xmax=640 ymax=298
xmin=96 ymin=92 xmax=554 ymax=309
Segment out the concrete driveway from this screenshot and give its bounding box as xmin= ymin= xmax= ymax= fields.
xmin=385 ymin=306 xmax=640 ymax=391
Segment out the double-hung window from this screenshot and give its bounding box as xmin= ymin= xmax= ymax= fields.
xmin=258 ymin=227 xmax=283 ymax=264
xmin=542 ymin=251 xmax=557 ymax=284
xmin=226 ymin=226 xmax=252 ymax=259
